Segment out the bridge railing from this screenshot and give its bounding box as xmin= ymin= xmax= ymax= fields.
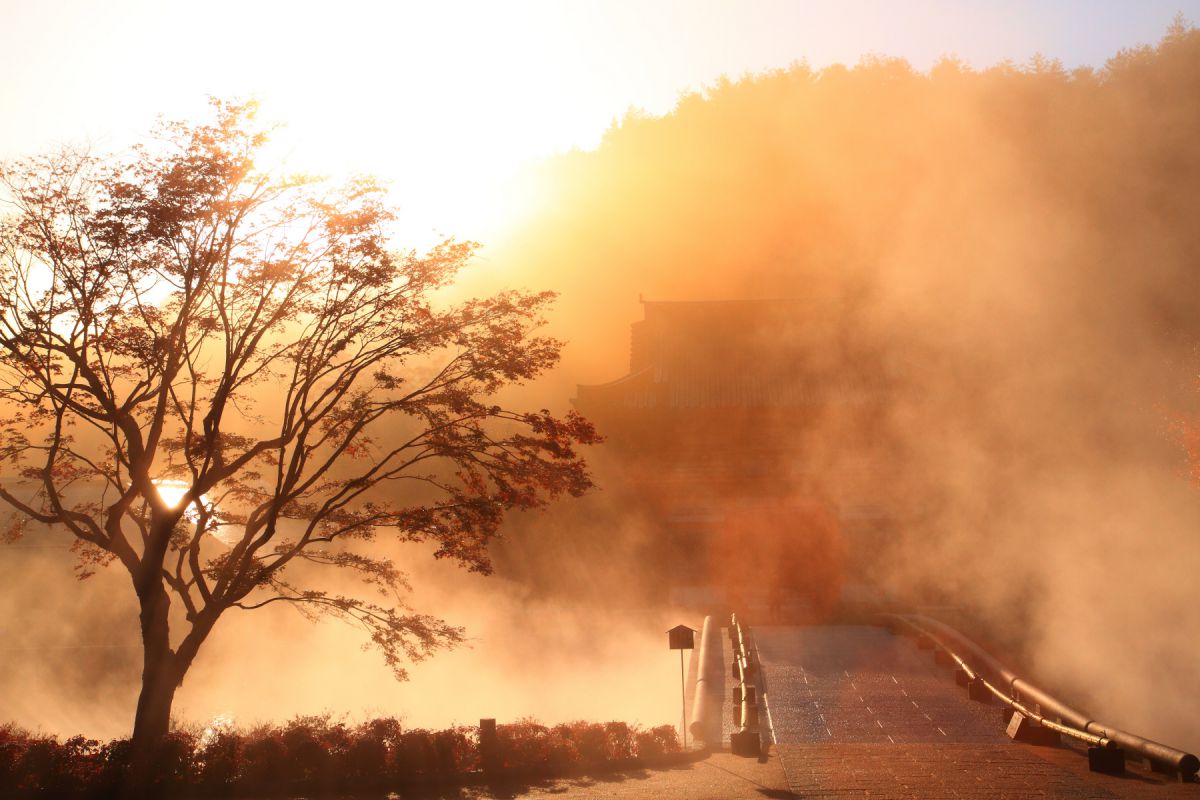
xmin=730 ymin=613 xmax=762 ymax=757
xmin=689 ymin=615 xmax=724 ymax=749
xmin=889 ymin=613 xmax=1199 ymax=781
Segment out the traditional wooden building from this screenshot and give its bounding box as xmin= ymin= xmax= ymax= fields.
xmin=573 ymin=298 xmax=893 ymax=612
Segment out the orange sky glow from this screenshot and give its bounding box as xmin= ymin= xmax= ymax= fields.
xmin=2 ymin=0 xmax=1195 ymax=248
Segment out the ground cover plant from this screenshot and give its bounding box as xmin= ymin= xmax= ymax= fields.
xmin=0 ymin=716 xmax=681 ymax=798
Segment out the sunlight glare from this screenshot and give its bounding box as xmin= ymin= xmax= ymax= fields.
xmin=152 ymin=479 xmax=235 ymax=544
xmin=153 ymin=479 xmax=193 ymax=511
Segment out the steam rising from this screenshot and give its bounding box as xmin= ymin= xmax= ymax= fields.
xmin=485 ymin=22 xmax=1200 ymax=753
xmin=4 ymin=21 xmax=1200 ymax=755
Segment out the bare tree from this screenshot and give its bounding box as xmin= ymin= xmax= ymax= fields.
xmin=0 ymin=100 xmax=597 ymax=791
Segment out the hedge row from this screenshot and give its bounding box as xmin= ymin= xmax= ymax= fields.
xmin=0 ymin=716 xmax=680 ymax=797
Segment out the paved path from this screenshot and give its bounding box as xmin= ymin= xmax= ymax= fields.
xmin=755 ymin=625 xmax=1196 ymax=799
xmin=407 ymin=751 xmax=794 ymax=799
xmin=757 ymin=625 xmax=1006 ymax=746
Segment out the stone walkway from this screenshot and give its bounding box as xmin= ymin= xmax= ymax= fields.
xmin=757 ymin=625 xmax=1197 ymax=799
xmin=398 ymin=751 xmax=793 ymax=799
xmin=400 ymin=744 xmax=1192 ymax=800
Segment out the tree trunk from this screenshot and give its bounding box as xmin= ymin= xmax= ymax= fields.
xmin=124 ymin=586 xmax=180 ymax=799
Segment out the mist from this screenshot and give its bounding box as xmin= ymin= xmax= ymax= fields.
xmin=0 ymin=530 xmax=681 ymax=740
xmin=3 ymin=18 xmax=1200 ymax=759
xmin=480 ymin=21 xmax=1200 ymax=753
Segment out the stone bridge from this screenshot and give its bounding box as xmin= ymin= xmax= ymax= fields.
xmin=722 ymin=622 xmax=1197 ymax=799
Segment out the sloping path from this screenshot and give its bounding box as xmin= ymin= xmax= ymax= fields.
xmin=756 ymin=624 xmax=1195 ymax=799
xmin=758 ymin=624 xmax=1008 ymax=746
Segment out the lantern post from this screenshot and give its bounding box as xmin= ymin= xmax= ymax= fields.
xmin=667 ymin=624 xmax=697 ymax=749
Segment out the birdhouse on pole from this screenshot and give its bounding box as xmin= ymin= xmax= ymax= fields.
xmin=668 ymin=624 xmax=696 ymax=650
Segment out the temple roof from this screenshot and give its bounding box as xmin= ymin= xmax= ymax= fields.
xmin=575 ymin=298 xmax=852 ymax=411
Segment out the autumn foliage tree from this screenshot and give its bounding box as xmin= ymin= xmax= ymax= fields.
xmin=0 ymin=100 xmax=597 ymax=791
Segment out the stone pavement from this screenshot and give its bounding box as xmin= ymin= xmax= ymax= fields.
xmin=406 ymin=751 xmax=793 ymax=799
xmin=757 ymin=624 xmax=1197 ymax=799
xmin=770 ymin=739 xmax=1200 ymax=798
xmin=409 ymin=743 xmax=1192 ymax=800
xmin=775 ymin=742 xmax=1119 ymax=799
xmin=757 ymin=625 xmax=1005 ymax=745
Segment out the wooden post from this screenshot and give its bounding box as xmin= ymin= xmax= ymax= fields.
xmin=680 ymin=648 xmax=687 ymax=750
xmin=479 ymin=718 xmax=499 ymax=775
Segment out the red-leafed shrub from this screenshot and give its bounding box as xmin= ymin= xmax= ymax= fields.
xmin=435 ymin=727 xmax=478 ymax=774
xmin=194 ymin=730 xmax=241 ymax=791
xmin=497 ymin=719 xmax=577 ymax=771
xmin=0 ymin=724 xmax=33 ymax=793
xmin=344 ymin=726 xmax=389 ymax=786
xmin=635 ymin=725 xmax=681 ymax=759
xmin=565 ymin=721 xmax=609 ymax=764
xmin=12 ymin=734 xmax=105 ymax=795
xmin=93 ymin=738 xmax=131 ymax=795
xmin=0 ymin=714 xmax=682 ymax=796
xmin=239 ymin=726 xmax=287 ymax=789
xmin=603 ymin=721 xmax=636 ymax=761
xmin=153 ymin=730 xmax=199 ymax=787
xmin=280 ymin=715 xmax=339 ymax=790
xmin=395 ymin=728 xmax=437 ymax=778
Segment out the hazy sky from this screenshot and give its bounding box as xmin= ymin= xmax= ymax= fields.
xmin=2 ymin=0 xmax=1197 ymax=244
